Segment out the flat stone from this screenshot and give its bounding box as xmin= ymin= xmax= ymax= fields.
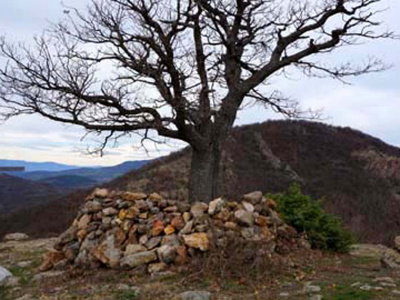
xmin=180 ymin=220 xmax=194 ymax=234
xmin=123 ymin=192 xmax=147 ymax=201
xmin=359 ymin=284 xmax=372 ymax=291
xmin=33 ymin=271 xmax=65 ymax=282
xmin=234 ymin=209 xmax=254 ymax=227
xmin=149 ymin=192 xmax=163 ymax=201
xmin=224 ymin=222 xmax=237 ymax=230
xmin=380 ymin=282 xmax=397 ymax=287
xmin=243 ymin=191 xmax=263 ymax=204
xmin=182 ymin=233 xmax=210 ymax=251
xmin=349 ymin=244 xmax=389 ymax=259
xmin=125 ymin=244 xmax=147 ymax=255
xmin=102 ymin=207 xmax=119 ymax=216
xmin=93 ymin=188 xmax=109 ymax=198
xmin=84 ymin=201 xmax=102 ymax=213
xmin=16 ymin=261 xmax=32 ymax=268
xmin=148 ymin=262 xmax=168 ymax=274
xmin=180 ymin=291 xmax=211 ymax=300
xmin=305 ymin=284 xmax=321 ymax=293
xmin=279 ymin=292 xmax=290 ymax=297
xmin=15 ymin=295 xmax=35 ymax=300
xmin=164 ymin=225 xmax=175 ymax=235
xmin=146 ymin=237 xmax=162 ymax=250
xmin=121 ymin=251 xmax=157 ymax=268
xmin=190 ymin=202 xmax=208 ymax=218
xmin=242 ymin=201 xmax=255 ymax=213
xmin=77 ymin=214 xmax=91 ymax=230
xmin=3 ymin=233 xmax=29 ymax=242
xmin=373 ymin=277 xmax=394 ymax=283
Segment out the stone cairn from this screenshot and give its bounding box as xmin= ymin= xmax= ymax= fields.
xmin=40 ymin=189 xmax=310 ymax=273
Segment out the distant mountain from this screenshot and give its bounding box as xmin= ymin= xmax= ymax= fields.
xmin=0 ymin=159 xmax=150 ymax=215
xmin=18 ymin=160 xmax=150 ymax=184
xmin=11 ymin=120 xmax=400 ymax=246
xmin=0 ymin=159 xmax=78 ymax=172
xmin=38 ymin=175 xmax=98 ymax=190
xmin=108 ymin=120 xmax=400 ymax=245
xmin=0 ymin=174 xmax=61 ymax=214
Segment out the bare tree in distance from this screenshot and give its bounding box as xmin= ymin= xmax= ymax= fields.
xmin=0 ymin=0 xmax=394 ymax=203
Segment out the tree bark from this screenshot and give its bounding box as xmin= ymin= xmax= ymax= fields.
xmin=188 ymin=141 xmax=223 ymax=203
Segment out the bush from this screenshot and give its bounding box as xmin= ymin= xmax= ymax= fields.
xmin=269 ymin=184 xmax=354 ymax=252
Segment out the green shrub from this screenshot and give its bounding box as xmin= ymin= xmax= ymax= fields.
xmin=269 ymin=183 xmax=354 ymax=252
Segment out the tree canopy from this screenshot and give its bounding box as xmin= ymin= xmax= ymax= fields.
xmin=0 ymin=0 xmax=393 ymax=202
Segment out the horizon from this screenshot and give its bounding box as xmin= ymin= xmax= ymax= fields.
xmin=0 ymin=0 xmax=399 ymax=166
xmin=0 ymin=118 xmax=399 ymax=167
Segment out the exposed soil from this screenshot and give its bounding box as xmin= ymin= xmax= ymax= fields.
xmin=1 ymin=238 xmax=400 ymax=300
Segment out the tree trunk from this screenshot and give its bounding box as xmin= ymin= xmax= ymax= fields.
xmin=188 ymin=141 xmax=223 ymax=203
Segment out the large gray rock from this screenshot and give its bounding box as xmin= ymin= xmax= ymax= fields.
xmin=180 ymin=291 xmax=211 ymax=300
xmin=3 ymin=233 xmax=29 ymax=242
xmin=121 ymin=251 xmax=157 ymax=268
xmin=234 ymin=209 xmax=254 ymax=227
xmin=0 ymin=266 xmax=12 ymax=284
xmin=243 ymin=191 xmax=263 ymax=204
xmin=157 ymin=245 xmax=177 ymax=264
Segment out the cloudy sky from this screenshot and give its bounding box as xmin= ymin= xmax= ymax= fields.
xmin=0 ymin=0 xmax=399 ymax=166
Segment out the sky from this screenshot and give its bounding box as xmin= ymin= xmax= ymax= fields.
xmin=0 ymin=0 xmax=399 ymax=166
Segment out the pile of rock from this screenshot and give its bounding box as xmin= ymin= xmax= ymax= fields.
xmin=40 ymin=189 xmax=309 ymax=272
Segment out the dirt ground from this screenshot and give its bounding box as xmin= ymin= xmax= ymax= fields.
xmin=1 ymin=238 xmax=400 ymax=300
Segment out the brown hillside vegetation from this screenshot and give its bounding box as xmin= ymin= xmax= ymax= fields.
xmin=0 ymin=174 xmax=61 ymax=214
xmin=111 ymin=120 xmax=400 ymax=245
xmin=2 ymin=120 xmax=400 ymax=245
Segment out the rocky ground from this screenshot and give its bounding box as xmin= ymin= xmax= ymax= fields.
xmin=2 ymin=238 xmax=400 ymax=299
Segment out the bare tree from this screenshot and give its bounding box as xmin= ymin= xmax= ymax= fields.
xmin=0 ymin=0 xmax=393 ymax=203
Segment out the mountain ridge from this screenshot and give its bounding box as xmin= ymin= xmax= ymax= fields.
xmin=1 ymin=120 xmax=400 ymax=245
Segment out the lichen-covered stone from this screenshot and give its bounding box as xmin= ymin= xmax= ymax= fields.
xmin=234 ymin=209 xmax=254 ymax=227
xmin=243 ymin=191 xmax=263 ymax=204
xmin=182 ymin=233 xmax=210 ymax=251
xmin=121 ymin=251 xmax=157 ymax=268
